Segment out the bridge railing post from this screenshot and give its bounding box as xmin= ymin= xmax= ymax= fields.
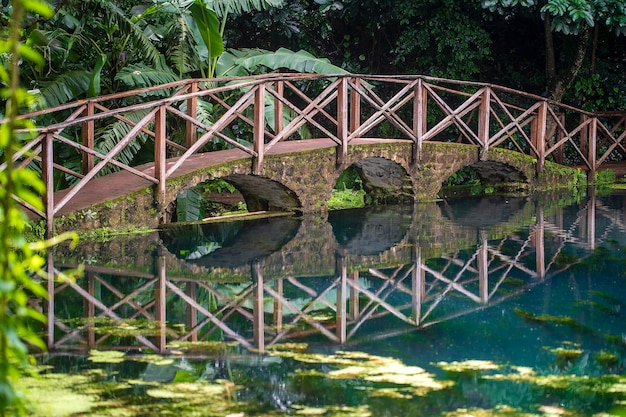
xmin=531 ymin=100 xmax=547 ymax=173
xmin=478 ymin=232 xmax=489 ymax=303
xmin=185 ymin=81 xmax=198 ymax=149
xmin=252 ymin=261 xmax=265 ymax=352
xmin=253 ymin=83 xmax=265 ymax=175
xmin=155 ymin=249 xmax=167 ymax=353
xmin=478 ymin=87 xmax=491 ymax=161
xmin=412 ymin=78 xmax=426 ymax=163
xmin=580 ymin=114 xmax=589 ymax=160
xmin=42 ymin=133 xmax=55 ymax=238
xmin=584 ymin=190 xmax=596 ymax=250
xmin=587 ymin=116 xmax=597 ymax=184
xmin=337 ymin=76 xmax=348 ymax=167
xmin=350 ymin=77 xmax=361 ymax=134
xmin=336 ymin=254 xmax=347 ymax=343
xmin=274 ymin=80 xmax=284 ymax=135
xmin=532 ymin=206 xmax=545 ymax=279
xmin=82 ymin=102 xmax=95 ymax=174
xmin=412 ymin=246 xmax=425 ymax=325
xmin=154 ymin=105 xmax=167 ymax=222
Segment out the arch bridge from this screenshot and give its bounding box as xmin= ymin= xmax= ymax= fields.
xmin=3 ymin=74 xmax=626 ymax=235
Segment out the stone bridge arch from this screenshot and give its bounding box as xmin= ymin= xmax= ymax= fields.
xmin=163 ymin=143 xmax=539 ymax=219
xmin=156 ymin=160 xmax=300 ymax=221
xmin=52 ymin=141 xmax=578 ymax=233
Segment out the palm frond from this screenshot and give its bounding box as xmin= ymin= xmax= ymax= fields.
xmin=216 ymin=49 xmax=252 ymax=77
xmin=223 ymin=47 xmax=348 ymax=76
xmin=94 ymin=109 xmax=153 ymax=175
xmin=176 ymin=186 xmax=203 ymax=222
xmin=149 ymin=4 xmax=206 ymax=75
xmin=168 ymin=15 xmax=197 ymax=76
xmin=194 ymin=98 xmax=216 ymax=127
xmin=38 ymin=70 xmax=91 ymax=108
xmin=207 ymin=0 xmax=284 ymax=17
xmin=100 ymin=0 xmax=165 ymax=67
xmin=115 ymin=64 xmax=180 ymax=90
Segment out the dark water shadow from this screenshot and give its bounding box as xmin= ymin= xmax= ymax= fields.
xmin=328 ymin=205 xmax=414 ymax=256
xmin=437 ymin=195 xmax=531 ymax=228
xmin=160 ymin=216 xmax=301 ymax=268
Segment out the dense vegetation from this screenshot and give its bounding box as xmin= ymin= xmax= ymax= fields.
xmin=1 ymin=1 xmax=625 ymax=414
xmin=2 ymin=0 xmax=625 ymax=112
xmin=1 ymin=1 xmax=56 ymax=415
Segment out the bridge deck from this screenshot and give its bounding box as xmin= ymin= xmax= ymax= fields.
xmin=51 ymin=138 xmax=409 ymax=217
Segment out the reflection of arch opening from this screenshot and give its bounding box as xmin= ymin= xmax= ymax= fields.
xmin=441 ymin=161 xmax=529 ymax=199
xmin=438 ymin=195 xmax=531 ymax=229
xmin=335 ymin=157 xmax=413 ymax=207
xmin=224 ymin=174 xmax=301 ymax=213
xmin=329 ymin=205 xmax=413 ymax=255
xmin=160 ymin=216 xmax=301 ymax=268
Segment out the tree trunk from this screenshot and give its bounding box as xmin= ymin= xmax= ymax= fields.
xmin=542 ymin=18 xmax=591 ymax=150
xmin=544 ymin=19 xmax=591 ymax=103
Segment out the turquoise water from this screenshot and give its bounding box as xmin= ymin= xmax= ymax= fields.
xmin=35 ymin=190 xmax=626 ymax=416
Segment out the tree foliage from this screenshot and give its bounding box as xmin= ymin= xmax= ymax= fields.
xmin=480 ymin=0 xmax=626 ymax=102
xmin=391 ymin=0 xmax=493 ymax=80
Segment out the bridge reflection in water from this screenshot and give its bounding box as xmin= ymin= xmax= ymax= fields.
xmin=41 ymin=191 xmax=626 ymax=355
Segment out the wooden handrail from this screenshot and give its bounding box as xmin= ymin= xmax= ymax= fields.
xmin=2 ymin=73 xmax=624 ymax=236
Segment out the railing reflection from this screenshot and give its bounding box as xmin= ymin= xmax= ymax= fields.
xmin=41 ymin=192 xmax=626 ymax=355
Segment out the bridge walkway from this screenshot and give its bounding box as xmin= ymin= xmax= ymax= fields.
xmin=52 ymin=138 xmax=402 ymax=217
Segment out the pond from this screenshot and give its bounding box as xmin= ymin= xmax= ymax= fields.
xmin=28 ymin=189 xmax=626 ymax=416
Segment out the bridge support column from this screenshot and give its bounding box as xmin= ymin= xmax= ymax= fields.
xmin=252 ymin=261 xmax=265 ymax=352
xmin=587 ymin=116 xmax=597 ymax=184
xmin=42 ymin=133 xmax=55 ymax=238
xmin=253 ymin=84 xmax=265 ymax=175
xmin=531 ymin=101 xmax=547 ymax=173
xmin=412 ymin=78 xmax=426 ymax=163
xmin=337 ymin=77 xmax=348 ymax=167
xmin=586 ymin=191 xmax=596 ymax=250
xmin=478 ymin=88 xmax=491 ymax=161
xmin=478 ymin=232 xmax=489 ymax=303
xmin=154 ymin=106 xmax=167 ymax=223
xmin=185 ymin=81 xmax=198 ymax=148
xmin=412 ymin=246 xmax=425 ymax=325
xmin=155 ymin=249 xmax=167 ymax=353
xmin=81 ymin=102 xmax=95 ymax=174
xmin=186 ymin=282 xmax=198 ymax=342
xmin=336 ymin=255 xmax=347 ymax=343
xmin=533 ymin=206 xmax=545 ymax=279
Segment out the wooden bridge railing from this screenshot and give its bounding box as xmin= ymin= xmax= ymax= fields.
xmin=2 ymin=74 xmax=626 ymax=235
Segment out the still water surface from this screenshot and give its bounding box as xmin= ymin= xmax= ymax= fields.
xmin=33 ymin=190 xmax=626 ymax=416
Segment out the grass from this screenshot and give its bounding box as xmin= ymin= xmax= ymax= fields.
xmin=328 ymin=189 xmax=366 ymax=210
